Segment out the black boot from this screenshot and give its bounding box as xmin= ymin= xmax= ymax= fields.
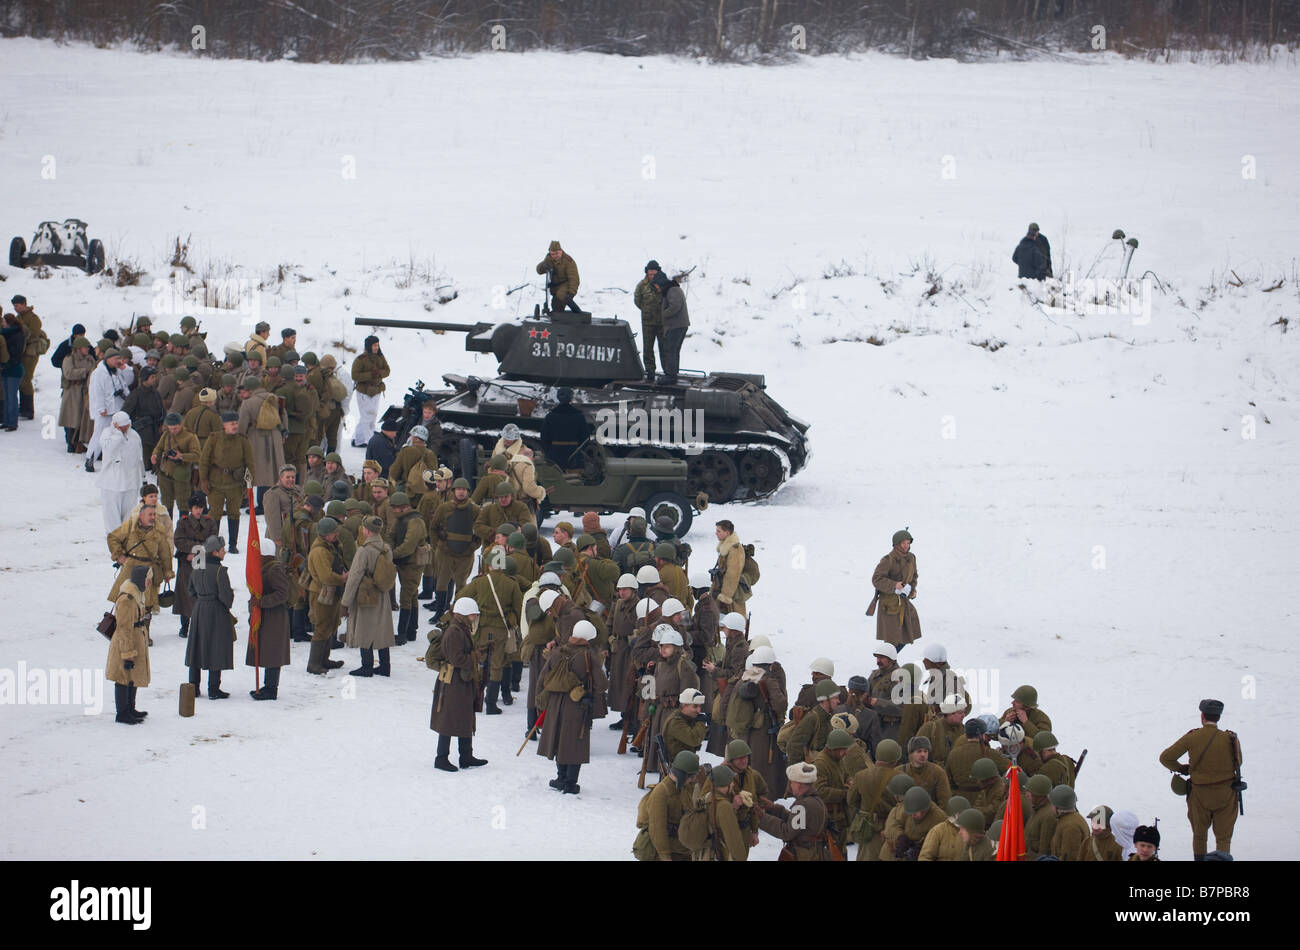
xmin=255 ymin=485 xmax=266 ymax=515
xmin=251 ymin=666 xmax=280 ymax=700
xmin=208 ymin=671 xmax=230 ymax=700
xmin=549 ymin=763 xmax=566 ymax=790
xmin=114 ymin=684 xmax=140 ymax=724
xmin=458 ymin=736 xmax=487 ymax=768
xmin=608 ymin=717 xmax=626 ymax=731
xmin=64 ymin=428 xmax=75 ymax=452
xmin=322 ymin=640 xmax=344 ymax=670
xmin=418 ymin=575 xmax=434 ymax=600
xmin=485 ymin=681 xmax=502 ymax=715
xmin=226 ymin=517 xmax=240 ymax=554
xmin=500 ymin=675 xmax=514 ymax=706
xmin=397 ymin=607 xmax=411 ymax=645
xmin=179 ymin=614 xmax=190 ymax=639
xmin=306 ymin=640 xmax=328 ymax=675
xmin=128 ymin=684 xmax=147 ymax=720
xmin=373 ymin=648 xmax=391 ymax=677
xmin=563 ymin=763 xmax=581 ymax=794
xmin=435 ymin=734 xmax=458 ymax=772
xmin=510 ymin=660 xmax=523 ymax=693
xmin=349 ymin=647 xmax=374 ymax=677
xmin=406 ymin=607 xmax=420 ymax=643
xmin=19 ymin=391 xmax=34 ymax=420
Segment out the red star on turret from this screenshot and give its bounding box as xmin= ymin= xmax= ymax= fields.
xmin=528 ymin=329 xmax=538 ymax=338
xmin=540 ymin=329 xmax=550 ymax=340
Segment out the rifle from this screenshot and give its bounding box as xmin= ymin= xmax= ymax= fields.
xmin=654 ymin=733 xmax=671 ymax=780
xmin=1228 ymin=731 xmax=1246 ymax=815
xmin=865 ymin=591 xmax=880 ymax=617
xmin=1074 ymin=748 xmax=1088 ymax=780
xmin=636 ymin=703 xmax=655 ymax=789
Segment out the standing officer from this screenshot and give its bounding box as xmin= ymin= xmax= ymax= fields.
xmin=1159 ymin=699 xmax=1244 ymax=860
xmin=634 ymin=260 xmax=664 ymax=381
xmin=869 ymin=528 xmax=920 ymax=648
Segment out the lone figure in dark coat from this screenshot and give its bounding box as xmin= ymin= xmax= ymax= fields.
xmin=540 ymin=387 xmax=591 ymax=470
xmin=186 ymin=535 xmax=236 ymax=699
xmin=1012 ymin=222 xmax=1052 ymax=280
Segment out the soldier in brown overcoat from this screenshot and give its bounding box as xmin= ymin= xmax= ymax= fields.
xmin=537 ymin=620 xmax=608 ymax=794
xmin=247 ymin=555 xmax=292 ymax=700
xmin=430 ymin=599 xmax=488 ymax=772
xmin=107 ymin=565 xmax=152 ymax=724
xmin=869 ymin=529 xmax=920 ymax=647
xmin=173 ymin=492 xmax=219 ymax=638
xmin=646 ymin=627 xmax=699 ymax=776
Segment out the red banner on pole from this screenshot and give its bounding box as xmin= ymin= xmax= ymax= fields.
xmin=246 ymin=486 xmax=263 ymax=690
xmin=997 ymin=764 xmax=1026 ymax=861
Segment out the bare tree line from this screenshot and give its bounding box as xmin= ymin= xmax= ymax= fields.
xmin=3 ymin=1 xmax=1297 ymax=63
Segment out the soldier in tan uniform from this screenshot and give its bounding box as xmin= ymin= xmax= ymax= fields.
xmin=150 ymin=412 xmax=201 ymax=519
xmin=868 ymin=529 xmax=920 ymax=648
xmin=198 ymin=412 xmax=255 ymax=553
xmin=1047 ymin=785 xmax=1089 ymax=860
xmin=1159 ymin=698 xmax=1243 ymax=859
xmin=759 ymin=761 xmax=834 ymax=861
xmin=537 ymin=240 xmax=581 ymax=313
xmin=634 ymin=750 xmax=697 ymax=862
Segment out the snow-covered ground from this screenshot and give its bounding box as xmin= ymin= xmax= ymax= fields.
xmin=1 ymin=39 xmax=1297 ymax=860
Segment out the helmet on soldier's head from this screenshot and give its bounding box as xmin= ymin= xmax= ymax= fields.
xmin=725 ymin=739 xmax=751 ymax=760
xmin=660 ymin=598 xmax=685 ymax=617
xmin=316 ymin=517 xmax=339 ymax=535
xmin=636 ymin=565 xmax=660 ymax=584
xmin=325 ymin=501 xmax=346 ymax=519
xmin=721 ymin=612 xmax=747 ymax=632
xmin=635 ymin=599 xmax=652 ymax=620
xmin=903 ymin=787 xmax=932 ymax=813
xmin=537 ymin=572 xmax=561 ymax=588
xmin=748 ymin=646 xmax=775 ymax=665
xmin=1048 ymin=786 xmax=1077 ymax=810
xmin=709 ymin=764 xmax=736 ymax=788
xmin=672 ymin=751 xmax=699 ymax=775
xmin=494 ymin=482 xmax=514 ymax=499
xmin=538 ymin=590 xmax=560 ymax=612
xmin=508 ymin=532 xmax=526 ymax=550
xmin=939 ymin=695 xmax=964 ymax=715
xmin=576 ymin=533 xmax=597 ymax=550
xmin=1026 ymin=774 xmax=1053 ymax=796
xmin=628 ymin=506 xmax=646 ymax=520
xmin=1011 ymin=685 xmax=1038 ymax=707
xmin=886 ymin=774 xmax=915 ymax=797
xmin=747 ymin=634 xmax=771 ymax=649
xmin=825 ymin=729 xmax=854 ymax=751
xmin=977 ymin=714 xmax=999 ymax=736
xmin=809 ymin=657 xmax=835 ymax=677
xmin=892 ymin=529 xmax=913 ymax=546
xmin=390 ymin=492 xmax=411 ymax=508
xmin=814 ymin=680 xmax=840 ymax=701
xmin=555 ymin=548 xmax=576 ymax=568
xmin=971 ymin=758 xmax=999 ymax=782
xmin=571 ymin=621 xmax=597 ymax=642
xmin=453 ymin=477 xmax=470 ymax=490
xmin=1032 ymin=731 xmax=1058 ymax=752
xmin=958 ymin=809 xmax=986 ymax=834
xmin=332 ymin=480 xmax=350 ymax=501
xmin=871 ymin=643 xmax=897 ymax=661
xmin=945 ymin=796 xmax=972 ymax=818
xmin=654 ymin=542 xmax=677 ymax=562
xmin=988 ymin=820 xmax=1003 ymax=843
xmin=875 ymin=739 xmax=902 ymax=764
xmin=616 ymin=573 xmax=638 ymax=590
xmin=656 ymin=627 xmax=683 ymax=647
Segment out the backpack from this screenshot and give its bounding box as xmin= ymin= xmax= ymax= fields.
xmin=626 ymin=540 xmax=655 ymax=571
xmin=738 ymin=543 xmax=760 ymax=594
xmin=326 ymin=377 xmax=348 ymax=402
xmin=370 ymin=550 xmax=397 ymax=592
xmin=424 ymin=626 xmax=446 ymax=668
xmin=254 ymin=393 xmax=281 ymax=430
xmin=776 ymin=719 xmax=798 ymax=759
xmin=28 ymin=327 xmax=51 ymax=356
xmin=677 ymin=779 xmax=714 ymax=851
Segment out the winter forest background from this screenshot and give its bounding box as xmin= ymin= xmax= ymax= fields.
xmin=6 ymin=0 xmax=1298 ymax=63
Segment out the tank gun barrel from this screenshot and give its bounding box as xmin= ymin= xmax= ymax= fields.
xmin=354 ymin=316 xmax=493 ymax=334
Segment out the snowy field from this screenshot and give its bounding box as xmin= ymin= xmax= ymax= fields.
xmin=1 ymin=38 xmax=1297 ymax=860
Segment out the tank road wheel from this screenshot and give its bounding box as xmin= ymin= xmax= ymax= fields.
xmin=626 ymin=446 xmax=674 ymax=460
xmin=687 ymin=450 xmax=738 ymax=504
xmin=644 ymin=492 xmax=694 ymax=538
xmin=9 ymin=236 xmax=26 ymax=268
xmin=738 ymin=449 xmax=783 ymax=497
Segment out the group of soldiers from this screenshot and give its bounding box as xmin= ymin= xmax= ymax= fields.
xmin=67 ymin=310 xmax=1246 ymax=860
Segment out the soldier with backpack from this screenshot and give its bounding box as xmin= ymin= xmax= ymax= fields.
xmin=427 ymin=478 xmax=480 ymax=619
xmin=428 ymin=598 xmax=488 ymax=773
xmin=536 ymin=619 xmax=608 ymax=795
xmin=611 ymin=508 xmax=656 ymax=575
xmin=711 ymin=520 xmax=756 ymax=617
xmin=340 ymin=516 xmax=397 ymax=678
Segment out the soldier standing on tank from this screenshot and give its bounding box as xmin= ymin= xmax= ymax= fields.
xmin=634 ymin=261 xmax=665 ymax=381
xmin=1159 ymin=698 xmax=1244 ymax=860
xmin=537 ymin=240 xmax=581 ymax=313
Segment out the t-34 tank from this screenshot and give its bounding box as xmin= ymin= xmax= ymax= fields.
xmin=356 ymin=310 xmax=810 ymax=503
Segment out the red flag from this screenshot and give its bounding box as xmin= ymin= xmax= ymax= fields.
xmin=246 ymin=487 xmax=263 ymax=688
xmin=997 ymin=764 xmax=1026 ymax=861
